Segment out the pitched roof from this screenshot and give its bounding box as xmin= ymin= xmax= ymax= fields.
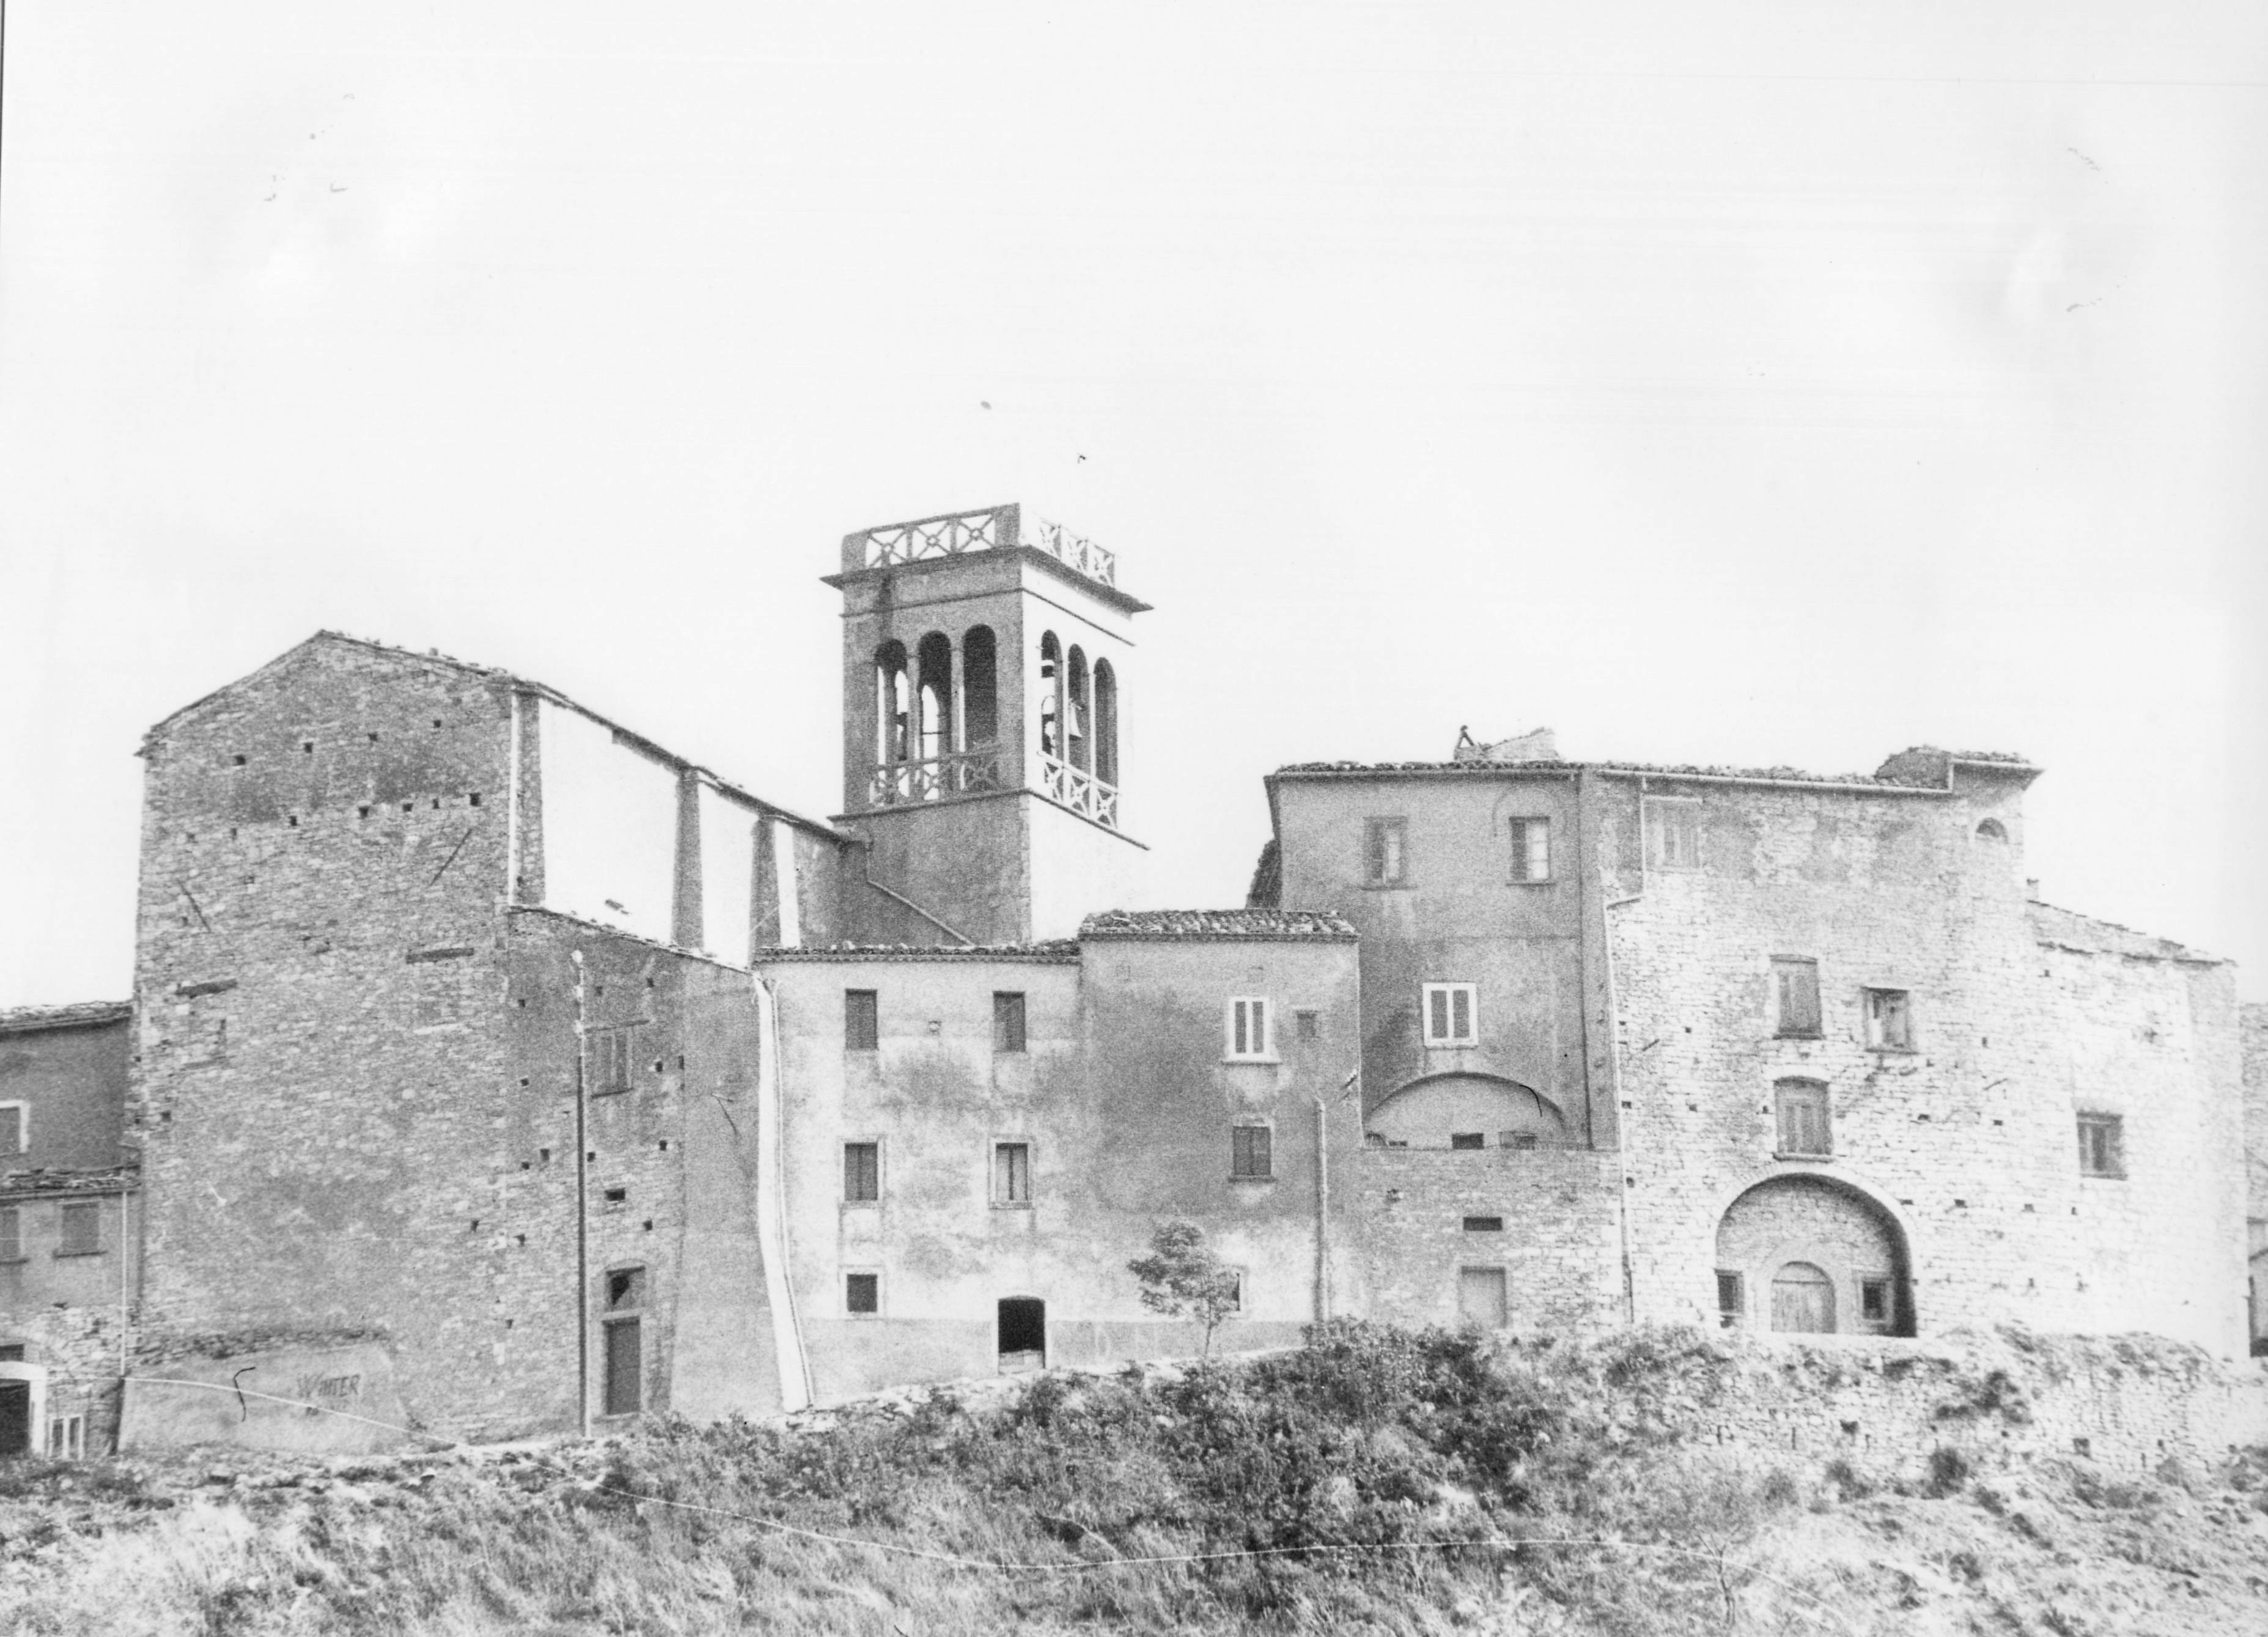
xmin=0 ymin=1000 xmax=131 ymax=1037
xmin=1272 ymin=751 xmax=2037 ymax=791
xmin=1078 ymin=908 xmax=1357 ymax=941
xmin=753 ymin=941 xmax=1082 ymax=964
xmin=2028 ymin=901 xmax=2225 ymax=966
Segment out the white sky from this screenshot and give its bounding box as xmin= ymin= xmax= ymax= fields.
xmin=2 ymin=3 xmax=2262 ymax=1005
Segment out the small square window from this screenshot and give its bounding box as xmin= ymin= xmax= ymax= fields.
xmin=1775 ymin=1080 xmax=1832 ymax=1158
xmin=1421 ymin=983 xmax=1478 ymax=1048
xmin=993 ymin=991 xmax=1027 ymax=1054
xmin=1462 ymin=1216 xmax=1504 ymax=1232
xmin=1508 ymin=817 xmax=1550 ymax=882
xmin=1863 ymin=988 xmax=1914 ymax=1051
xmin=845 ymin=1272 xmax=880 ymax=1315
xmin=993 ymin=1141 xmax=1033 ymax=1206
xmin=2077 ymin=1114 xmax=2124 ymax=1178
xmin=1715 ymin=1270 xmax=1745 ymax=1329
xmin=1231 ymin=1125 xmax=1273 ymax=1179
xmin=1771 ymin=957 xmax=1821 ymax=1038
xmin=1449 ymin=1131 xmax=1486 ymax=1151
xmin=1226 ymin=998 xmax=1272 ymax=1061
xmin=1294 ymin=1009 xmax=1320 ymax=1040
xmin=57 ymin=1201 xmax=100 ymax=1257
xmin=843 ymin=1142 xmax=880 ymax=1203
xmin=1364 ymin=818 xmax=1408 ymax=886
xmin=1648 ymin=799 xmax=1701 ymax=869
xmin=844 ymin=989 xmax=879 ymax=1051
xmin=605 ymin=1267 xmax=646 ymax=1311
xmin=1860 ymin=1276 xmax=1892 ymax=1330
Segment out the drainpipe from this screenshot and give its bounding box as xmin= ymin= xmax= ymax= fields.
xmin=752 ymin=977 xmax=814 ymax=1409
xmin=1313 ymin=1092 xmax=1330 ymax=1323
xmin=571 ymin=949 xmax=590 ymax=1438
xmin=1602 ymin=775 xmax=1643 ymax=1325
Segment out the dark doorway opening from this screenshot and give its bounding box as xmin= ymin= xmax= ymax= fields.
xmin=0 ymin=1383 xmax=29 ymax=1458
xmin=998 ymin=1297 xmax=1045 ymax=1372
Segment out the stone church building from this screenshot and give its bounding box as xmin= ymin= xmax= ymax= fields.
xmin=2 ymin=502 xmax=2256 ymax=1452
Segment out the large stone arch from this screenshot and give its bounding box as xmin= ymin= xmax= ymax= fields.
xmin=1714 ymin=1172 xmax=1916 ymax=1337
xmin=1365 ymin=1072 xmax=1568 ymax=1150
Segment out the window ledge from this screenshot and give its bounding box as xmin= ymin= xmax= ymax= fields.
xmin=0 ymin=1255 xmax=27 ymax=1266
xmin=1773 ymin=1031 xmax=1824 ymax=1042
xmin=1866 ymin=1045 xmax=1920 ymax=1056
xmin=1223 ymin=1056 xmax=1281 ymax=1067
xmin=1504 ymin=877 xmax=1555 ymax=887
xmin=2080 ymin=1171 xmax=2128 ymax=1182
xmin=1360 ymin=881 xmax=1412 ymax=891
xmin=1773 ymin=1151 xmax=1833 ymax=1163
xmin=990 ymin=1201 xmax=1035 ymax=1211
xmin=1423 ymin=1040 xmax=1480 ymax=1051
xmin=52 ymin=1248 xmax=105 ymax=1259
xmin=1228 ymin=1174 xmax=1276 ymax=1185
xmin=840 ymin=1199 xmax=880 ymax=1211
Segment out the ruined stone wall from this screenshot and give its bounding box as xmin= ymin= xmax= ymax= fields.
xmin=131 ymin=639 xmax=544 ymax=1440
xmin=1354 ymin=1147 xmax=1621 ymax=1331
xmin=1684 ymin=1329 xmax=2268 ymax=1483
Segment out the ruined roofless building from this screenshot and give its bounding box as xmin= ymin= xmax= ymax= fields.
xmin=109 ymin=502 xmax=2251 ymax=1449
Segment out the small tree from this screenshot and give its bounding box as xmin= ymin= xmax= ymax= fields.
xmin=1127 ymin=1219 xmax=1242 ymax=1359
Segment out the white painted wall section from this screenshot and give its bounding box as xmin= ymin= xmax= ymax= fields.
xmin=698 ymin=784 xmax=760 ymax=968
xmin=770 ymin=819 xmax=803 ymax=947
xmin=536 ymin=699 xmax=679 ymax=944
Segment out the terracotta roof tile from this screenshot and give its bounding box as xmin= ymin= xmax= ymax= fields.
xmin=0 ymin=1000 xmax=131 ymax=1037
xmin=1078 ymin=908 xmax=1357 ymax=941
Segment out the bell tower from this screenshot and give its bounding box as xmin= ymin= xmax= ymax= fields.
xmin=824 ymin=503 xmax=1151 ymax=945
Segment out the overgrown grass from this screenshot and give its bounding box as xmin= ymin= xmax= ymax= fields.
xmin=10 ymin=1322 xmax=2252 ymax=1635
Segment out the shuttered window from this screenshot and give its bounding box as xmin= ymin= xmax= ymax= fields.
xmin=844 ymin=990 xmax=879 ymax=1051
xmin=843 ymin=1142 xmax=880 ymax=1202
xmin=1422 ymin=983 xmax=1478 ymax=1047
xmin=1863 ymin=988 xmax=1913 ymax=1050
xmin=1364 ymin=818 xmax=1408 ymax=886
xmin=993 ymin=992 xmax=1027 ymax=1053
xmin=1648 ymin=800 xmax=1701 ymax=868
xmin=1226 ymin=998 xmax=1271 ymax=1060
xmin=1774 ymin=1080 xmax=1832 ymax=1157
xmin=1771 ymin=958 xmax=1821 ymax=1037
xmin=1508 ymin=818 xmax=1550 ymax=881
xmin=2077 ymin=1115 xmax=2124 ymax=1177
xmin=1230 ymin=1125 xmax=1273 ymax=1179
xmin=993 ymin=1142 xmax=1032 ymax=1205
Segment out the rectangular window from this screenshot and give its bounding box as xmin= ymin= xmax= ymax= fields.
xmin=1462 ymin=1216 xmax=1504 ymax=1233
xmin=0 ymin=1207 xmax=19 ymax=1262
xmin=57 ymin=1201 xmax=100 ymax=1257
xmin=1226 ymin=998 xmax=1272 ymax=1060
xmin=1775 ymin=1081 xmax=1832 ymax=1158
xmin=48 ymin=1415 xmax=86 ymax=1460
xmin=845 ymin=1272 xmax=880 ymax=1315
xmin=1772 ymin=957 xmax=1822 ymax=1037
xmin=1716 ymin=1271 xmax=1745 ymax=1329
xmin=1422 ymin=982 xmax=1478 ymax=1047
xmin=843 ymin=1142 xmax=880 ymax=1203
xmin=993 ymin=1141 xmax=1033 ymax=1205
xmin=605 ymin=1265 xmax=646 ymax=1311
xmin=992 ymin=991 xmax=1027 ymax=1053
xmin=1860 ymin=1276 xmax=1891 ymax=1330
xmin=603 ymin=1318 xmax=641 ymax=1415
xmin=1501 ymin=1130 xmax=1540 ymax=1151
xmin=589 ymin=1027 xmax=635 ymax=1095
xmin=1648 ymin=800 xmax=1701 ymax=869
xmin=1449 ymin=1131 xmax=1486 ymax=1151
xmin=1224 ymin=1270 xmax=1245 ymax=1314
xmin=2077 ymin=1114 xmax=2124 ymax=1178
xmin=1230 ymin=1125 xmax=1273 ymax=1179
xmin=1863 ymin=988 xmax=1914 ymax=1051
xmin=0 ymin=1104 xmax=23 ymax=1155
xmin=1364 ymin=817 xmax=1408 ymax=886
xmin=844 ymin=989 xmax=879 ymax=1051
xmin=1508 ymin=817 xmax=1550 ymax=881
xmin=1295 ymin=1009 xmax=1320 ymax=1040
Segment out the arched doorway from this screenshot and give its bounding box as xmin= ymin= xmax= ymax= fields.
xmin=998 ymin=1298 xmax=1046 ymax=1372
xmin=1714 ymin=1175 xmax=1915 ymax=1337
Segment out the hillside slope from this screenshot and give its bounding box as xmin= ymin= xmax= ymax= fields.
xmin=3 ymin=1323 xmax=2266 ymax=1635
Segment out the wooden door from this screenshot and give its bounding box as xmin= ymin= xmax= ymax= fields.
xmin=1770 ymin=1263 xmax=1836 ymax=1333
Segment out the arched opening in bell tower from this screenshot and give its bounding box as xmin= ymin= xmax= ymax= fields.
xmin=1093 ymin=660 xmax=1118 ymax=787
xmin=963 ymin=626 xmax=999 ymax=746
xmin=1066 ymin=646 xmax=1091 ymax=772
xmin=874 ymin=641 xmax=911 ymax=768
xmin=916 ymin=631 xmax=954 ymax=762
xmin=1038 ymin=633 xmax=1062 ymax=759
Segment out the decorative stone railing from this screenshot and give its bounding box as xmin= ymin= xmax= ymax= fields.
xmin=1040 ymin=754 xmax=1119 ymax=828
xmin=853 ymin=504 xmax=1117 ymax=589
xmin=867 ymin=751 xmax=1004 ymax=807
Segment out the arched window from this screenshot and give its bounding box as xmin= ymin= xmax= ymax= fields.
xmin=1038 ymin=633 xmax=1062 ymax=760
xmin=963 ymin=626 xmax=998 ymax=746
xmin=916 ymin=632 xmax=954 ymax=763
xmin=1066 ymin=646 xmax=1091 ymax=771
xmin=1975 ymin=818 xmax=2007 ymax=841
xmin=1093 ymin=659 xmax=1118 ymax=787
xmin=874 ymin=641 xmax=910 ymax=766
